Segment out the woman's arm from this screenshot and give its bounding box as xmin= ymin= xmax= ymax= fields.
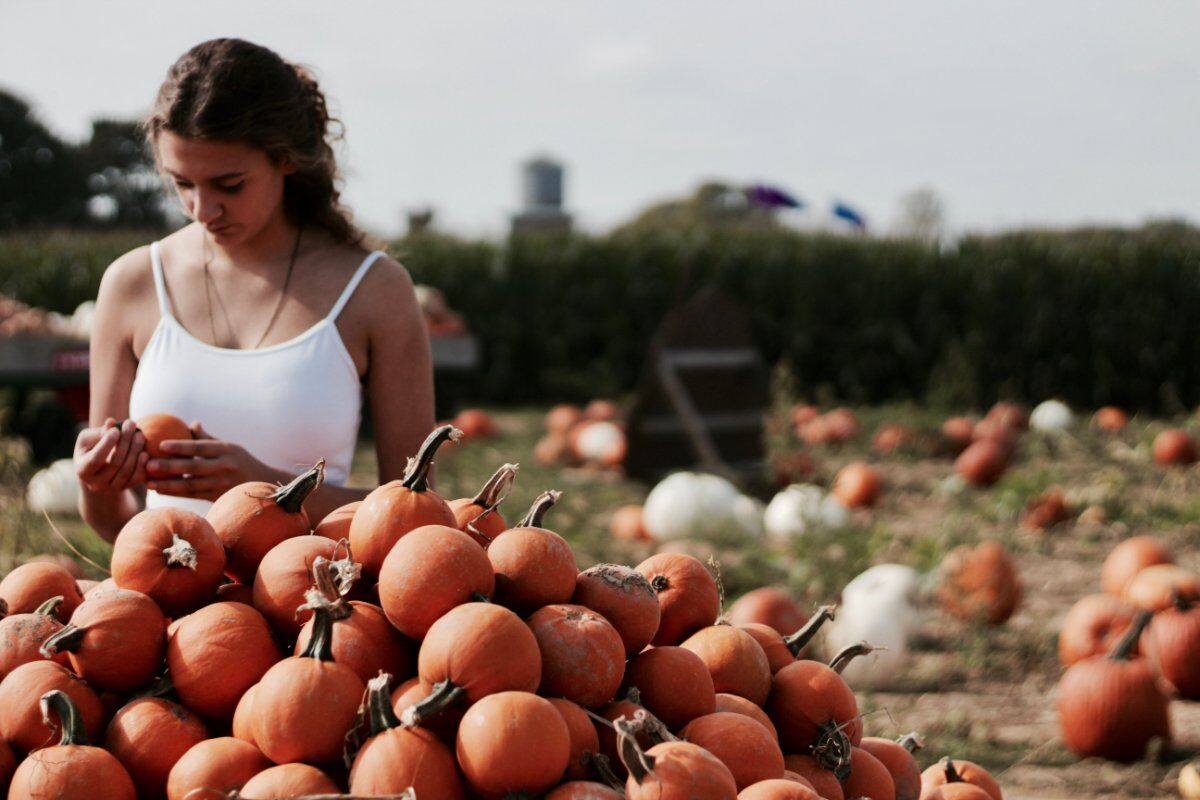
xmin=77 ymin=250 xmax=152 ymax=542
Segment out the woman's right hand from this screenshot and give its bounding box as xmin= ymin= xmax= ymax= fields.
xmin=75 ymin=417 xmax=148 ymax=494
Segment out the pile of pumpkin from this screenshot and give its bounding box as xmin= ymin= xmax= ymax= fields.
xmin=1057 ymin=534 xmax=1200 ymax=762
xmin=535 ymin=401 xmax=628 ymax=472
xmin=0 ymin=421 xmax=1014 ymax=800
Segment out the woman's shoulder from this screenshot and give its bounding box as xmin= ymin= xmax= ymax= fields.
xmin=97 ymin=242 xmax=156 ymax=301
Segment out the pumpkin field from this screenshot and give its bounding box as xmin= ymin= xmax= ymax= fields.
xmin=1 ymin=400 xmax=1198 ymax=799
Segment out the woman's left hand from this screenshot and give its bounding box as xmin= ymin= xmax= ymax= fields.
xmin=145 ymin=421 xmax=281 ymax=501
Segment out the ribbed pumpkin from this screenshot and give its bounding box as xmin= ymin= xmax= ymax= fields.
xmin=402 ymin=602 xmax=541 ymax=729
xmin=727 ymin=587 xmax=807 ymax=635
xmin=1058 ymin=594 xmax=1138 ymax=666
xmin=294 ymin=558 xmax=415 ymax=685
xmin=1101 ymin=535 xmax=1173 ymax=596
xmin=784 ymin=754 xmax=844 ymax=800
xmin=680 ymin=712 xmax=785 ymax=790
xmin=313 ymin=499 xmax=360 ymax=540
xmin=860 ymin=733 xmax=922 ymax=800
xmin=0 ymin=561 xmax=82 ymax=622
xmin=166 ymin=601 xmax=280 ymax=720
xmin=449 ymin=462 xmax=519 ymax=546
xmin=1146 ymin=597 xmax=1200 ymax=700
xmin=39 ymin=588 xmax=165 ymax=692
xmin=841 ymin=745 xmax=896 ymax=800
xmin=206 ymin=460 xmax=325 ymax=584
xmin=738 ymin=605 xmax=836 ymax=673
xmin=680 ymin=625 xmax=772 ymax=706
xmin=739 ymin=779 xmax=822 ymax=800
xmin=937 ymin=541 xmax=1020 ymax=625
xmin=250 ymin=602 xmax=365 ymax=765
xmin=348 ymin=673 xmax=465 ymax=798
xmin=1057 ymin=611 xmax=1170 ymax=762
xmin=549 ymin=697 xmax=602 ymax=781
xmin=528 ymin=603 xmax=626 ymax=709
xmin=0 ymin=660 xmax=103 ymax=753
xmin=135 ymin=413 xmax=192 ymax=459
xmin=919 ymin=757 xmax=1002 ymax=800
xmin=1123 ymin=564 xmax=1200 ymax=612
xmin=616 ymin=717 xmax=738 ymax=800
xmin=456 ymin=691 xmax=571 ymax=798
xmin=714 ymin=693 xmax=778 ymax=740
xmin=349 ymin=425 xmax=461 ymax=578
xmin=165 ymin=737 xmax=272 ymax=800
xmin=110 ymin=507 xmax=226 ymax=615
xmin=103 ymin=697 xmax=207 ymax=800
xmin=489 ymin=490 xmax=579 ymax=612
xmin=239 ymin=763 xmax=339 ymax=797
xmin=636 ymin=553 xmax=720 ymax=646
xmin=572 ymin=563 xmax=661 ymax=657
xmin=622 ymin=645 xmax=716 ymax=731
xmin=251 ymin=534 xmax=342 ymax=637
xmin=378 ymin=523 xmax=495 ymax=639
xmin=7 ymin=690 xmax=135 ymax=800
xmin=767 ymin=650 xmax=864 ymax=771
xmin=0 ymin=596 xmax=67 ymax=678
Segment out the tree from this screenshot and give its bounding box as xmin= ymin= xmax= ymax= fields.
xmin=893 ymin=187 xmax=946 ymax=243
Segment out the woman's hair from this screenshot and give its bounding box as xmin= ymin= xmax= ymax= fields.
xmin=142 ymin=38 xmax=364 ymax=245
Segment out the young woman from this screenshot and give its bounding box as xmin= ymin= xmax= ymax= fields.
xmin=73 ymin=38 xmax=434 ymax=542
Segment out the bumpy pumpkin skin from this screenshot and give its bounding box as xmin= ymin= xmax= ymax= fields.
xmin=1057 ymin=655 xmax=1171 ymax=762
xmin=9 ymin=741 xmax=137 ymax=800
xmin=0 ymin=661 xmax=103 ymax=754
xmin=528 ymin=604 xmax=626 ymax=709
xmin=0 ymin=604 xmax=67 ymax=678
xmin=636 ymin=553 xmax=720 ymax=646
xmin=239 ymin=763 xmax=339 ymax=797
xmin=456 ymin=691 xmax=571 ymax=798
xmin=46 ymin=588 xmax=166 ymax=693
xmin=165 ymin=737 xmax=272 ymax=800
xmin=110 ymin=507 xmax=226 ymax=616
xmin=0 ymin=562 xmax=83 ymax=621
xmin=680 ymin=712 xmax=785 ymax=790
xmin=416 ymin=602 xmax=542 ymax=703
xmin=680 ymin=625 xmax=772 ymax=707
xmin=104 ymin=697 xmax=208 ymax=800
xmin=572 ymin=563 xmax=661 ymax=657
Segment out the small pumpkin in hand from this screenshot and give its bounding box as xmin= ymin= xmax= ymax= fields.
xmin=135 ymin=413 xmax=193 ymax=459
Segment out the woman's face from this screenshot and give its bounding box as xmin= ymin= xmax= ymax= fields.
xmin=156 ymin=131 xmax=294 ymax=245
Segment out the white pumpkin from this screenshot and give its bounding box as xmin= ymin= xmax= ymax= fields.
xmin=841 ymin=564 xmax=923 ymax=619
xmin=824 ymin=599 xmax=912 ymax=687
xmin=1030 ymin=399 xmax=1075 ymax=432
xmin=27 ymin=459 xmax=80 ymax=515
xmin=642 ymin=471 xmax=744 ymax=541
xmin=573 ymin=420 xmax=626 ymax=465
xmin=731 ymin=494 xmax=766 ymax=540
xmin=763 ymin=484 xmax=849 ymax=542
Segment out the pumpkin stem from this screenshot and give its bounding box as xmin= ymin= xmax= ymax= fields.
xmin=0 ymin=598 xmax=6 ymax=618
xmin=812 ymin=724 xmax=853 ymax=780
xmin=589 ymin=752 xmax=625 ymax=790
xmin=298 ymin=557 xmax=353 ymax=621
xmin=268 ymin=459 xmax=326 ymax=514
xmin=34 ymin=595 xmax=64 ymax=617
xmin=784 ymin=604 xmax=837 ymax=656
xmin=624 ymin=686 xmax=643 ymax=705
xmin=1110 ymin=609 xmax=1153 ymax=661
xmin=615 ymin=717 xmax=656 ymax=785
xmin=897 ymin=731 xmax=924 ymax=753
xmin=162 ymin=533 xmax=199 ymax=570
xmin=40 ymin=689 xmax=89 ymax=747
xmin=650 ymin=575 xmax=670 ymax=593
xmin=297 ymin=602 xmax=337 ymax=662
xmin=366 ymin=673 xmax=402 ymax=736
xmin=401 ymin=425 xmax=463 ymax=492
xmin=39 ymin=623 xmax=85 ymax=658
xmin=470 ymin=463 xmax=520 ymax=509
xmin=632 ymin=709 xmax=677 ymax=744
xmin=400 ymin=679 xmax=467 ymax=729
xmin=829 ymin=641 xmax=878 ymax=674
xmin=941 ymin=757 xmax=963 ymax=783
xmin=516 ymin=490 xmax=562 ymax=529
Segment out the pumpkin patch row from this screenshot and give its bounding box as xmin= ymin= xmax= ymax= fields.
xmin=0 ymin=421 xmax=1011 ymax=799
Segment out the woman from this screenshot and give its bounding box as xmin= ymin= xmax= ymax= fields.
xmin=73 ymin=38 xmax=434 ymax=543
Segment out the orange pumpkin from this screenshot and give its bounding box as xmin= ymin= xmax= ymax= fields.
xmin=349 ymin=425 xmax=461 ymax=578
xmin=1146 ymin=598 xmax=1200 ymax=700
xmin=873 ymin=424 xmax=916 ymax=455
xmin=547 ymin=404 xmax=585 ymax=435
xmin=937 ymin=541 xmax=1021 ymax=625
xmin=103 ymin=697 xmax=207 ymax=800
xmin=135 ymin=413 xmax=193 ymax=459
xmin=727 ymin=587 xmax=807 ymax=635
xmin=841 ymin=745 xmax=896 ymax=800
xmin=0 ymin=661 xmax=104 ymax=754
xmin=636 ymin=552 xmax=720 ymax=646
xmin=941 ymin=417 xmax=975 ymax=455
xmin=1019 ymin=488 xmax=1071 ymax=531
xmin=110 ymin=507 xmax=226 ymax=616
xmin=1153 ymin=428 xmax=1197 ymax=466
xmin=453 ymin=407 xmax=498 ymax=440
xmin=548 ymin=697 xmax=601 ymax=781
xmin=1101 ymin=535 xmax=1174 ymax=596
xmin=1058 ymin=594 xmax=1138 ymax=666
xmin=616 ymin=717 xmax=738 ymax=800
xmin=378 ymin=524 xmax=495 ymax=639
xmin=0 ymin=561 xmax=83 ymax=621
xmin=213 ymin=581 xmax=255 ymax=605
xmin=984 ymin=401 xmax=1028 ymax=431
xmin=348 ymin=673 xmax=465 ymax=798
xmin=448 ymin=462 xmax=518 ymax=546
xmin=239 ymin=763 xmax=339 ymax=797
xmin=680 ymin=712 xmax=785 ymax=790
xmin=832 ymin=462 xmax=882 ymax=508
xmin=528 ymin=603 xmax=626 ymax=709
xmin=165 ymin=737 xmax=272 ymax=800
xmin=546 ymin=782 xmax=626 ymax=800
xmin=919 ymin=757 xmax=1002 ymax=800
xmin=8 ymin=690 xmax=135 ymax=800
xmin=860 ymin=733 xmax=922 ymax=800
xmin=251 ymin=534 xmax=341 ymax=637
xmin=767 ymin=657 xmax=862 ymax=766
xmin=231 ymin=683 xmax=259 ymax=745
xmin=392 ymin=676 xmax=465 ymax=745
xmin=39 ymin=588 xmax=166 ymax=692
xmin=609 ymin=504 xmax=652 ymax=542
xmin=456 ymin=691 xmax=572 ymax=798
xmin=0 ymin=596 xmax=67 ymax=679
xmin=313 ymin=500 xmax=359 ymax=541
xmin=680 ymin=625 xmax=772 ymax=706
xmin=1123 ymin=564 xmax=1200 ymax=612
xmin=714 ymin=692 xmax=777 ymax=740
xmin=737 ymin=604 xmax=836 ymax=673
xmin=622 ymin=645 xmax=716 ymax=731
xmin=784 ymin=754 xmax=844 ymax=800
xmin=954 ymin=440 xmax=1009 ymax=487
xmin=572 ymin=563 xmax=661 ymax=657
xmin=739 ymin=780 xmax=822 ymax=800
xmin=1091 ymin=406 xmax=1129 ymax=433
xmin=489 ymin=491 xmax=579 ymax=612
xmin=206 ymin=460 xmax=325 ymax=584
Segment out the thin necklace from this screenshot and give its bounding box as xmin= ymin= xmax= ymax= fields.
xmin=202 ymin=225 xmax=303 ymax=349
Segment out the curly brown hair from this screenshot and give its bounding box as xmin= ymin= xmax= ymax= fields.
xmin=143 ymin=38 xmax=365 ymax=245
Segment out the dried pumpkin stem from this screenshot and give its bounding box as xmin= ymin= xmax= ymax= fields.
xmin=34 ymin=595 xmax=64 ymax=617
xmin=812 ymin=724 xmax=853 ymax=780
xmin=297 ymin=603 xmax=336 ymax=662
xmin=516 ymin=490 xmax=562 ymax=528
xmin=162 ymin=533 xmax=199 ymax=570
xmin=784 ymin=604 xmax=837 ymax=656
xmin=366 ymin=673 xmax=402 ymax=736
xmin=401 ymin=425 xmax=463 ymax=492
xmin=897 ymin=731 xmax=924 ymax=753
xmin=399 ymin=679 xmax=467 ymax=729
xmin=40 ymin=689 xmax=88 ymax=746
xmin=829 ymin=641 xmax=878 ymax=674
xmin=941 ymin=757 xmax=963 ymax=783
xmin=588 ymin=753 xmax=625 ymax=791
xmin=615 ymin=717 xmax=656 ymax=785
xmin=1110 ymin=609 xmax=1153 ymax=661
xmin=39 ymin=623 xmax=85 ymax=657
xmin=471 ymin=463 xmax=520 ymax=509
xmin=0 ymin=598 xmax=6 ymax=618
xmin=270 ymin=459 xmax=326 ymax=513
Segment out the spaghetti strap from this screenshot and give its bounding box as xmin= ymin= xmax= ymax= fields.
xmin=326 ymin=251 xmax=384 ymax=322
xmin=148 ymin=241 xmax=174 ymax=318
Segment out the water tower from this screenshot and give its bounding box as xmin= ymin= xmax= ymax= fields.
xmin=511 ymin=155 xmax=572 ymax=235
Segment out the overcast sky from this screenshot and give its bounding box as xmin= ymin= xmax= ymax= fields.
xmin=3 ymin=1 xmax=1198 ymax=238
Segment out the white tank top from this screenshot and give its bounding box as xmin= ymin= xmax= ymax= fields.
xmin=128 ymin=241 xmax=383 ymax=516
